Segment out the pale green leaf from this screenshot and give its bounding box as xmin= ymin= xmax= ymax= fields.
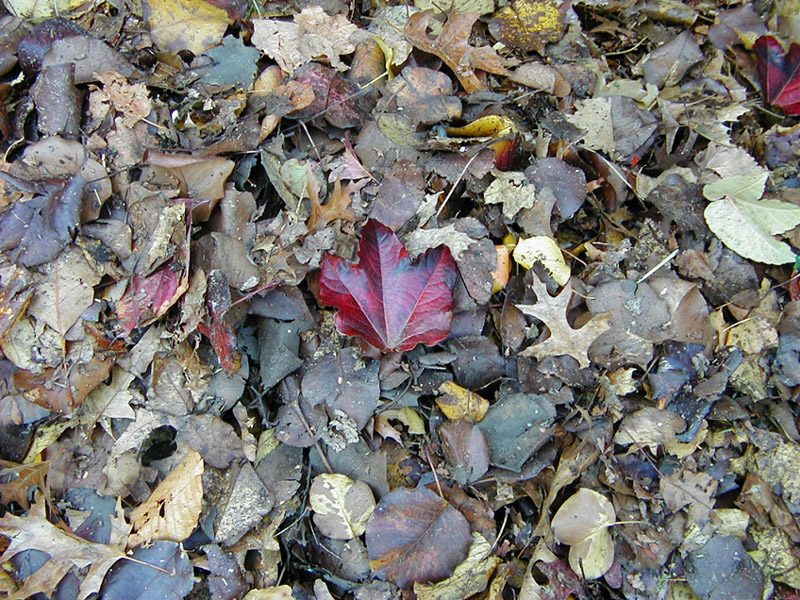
xmin=702 ymin=173 xmax=768 ymax=203
xmin=704 ymin=198 xmax=798 ymax=265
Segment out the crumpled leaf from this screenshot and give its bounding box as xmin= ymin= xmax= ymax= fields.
xmin=252 ymin=6 xmax=357 ymax=76
xmin=309 ymin=473 xmax=376 ymax=540
xmin=754 ymin=35 xmax=800 ymax=115
xmin=366 ymin=485 xmax=472 ymax=588
xmin=404 ymin=10 xmax=510 ymax=93
xmin=517 ymin=275 xmax=611 ymax=368
xmin=0 ymin=497 xmax=128 ymax=600
xmin=550 ymin=488 xmax=616 ymax=580
xmin=128 ymin=449 xmax=204 ymax=547
xmin=319 ymin=219 xmax=458 ymax=353
xmin=0 ymin=173 xmax=84 ymax=268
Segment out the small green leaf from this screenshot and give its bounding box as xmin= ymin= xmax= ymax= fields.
xmin=704 ymin=197 xmax=800 ymax=265
xmin=702 ymin=173 xmax=768 ymax=203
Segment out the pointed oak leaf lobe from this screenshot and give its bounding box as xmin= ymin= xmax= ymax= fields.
xmin=319 ymin=220 xmax=457 ymax=352
xmin=754 ymin=35 xmax=800 ymax=115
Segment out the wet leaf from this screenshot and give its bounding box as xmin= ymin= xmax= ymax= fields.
xmin=366 ymin=486 xmax=472 ymax=588
xmin=100 ymin=541 xmax=194 ymax=600
xmin=438 ymin=419 xmax=490 ymax=484
xmin=309 ymin=473 xmax=376 ymax=540
xmin=754 ymin=35 xmax=800 ymax=115
xmin=319 ymin=220 xmax=458 ymax=353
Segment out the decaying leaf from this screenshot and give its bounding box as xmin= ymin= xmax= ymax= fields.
xmin=366 ymin=486 xmax=472 ymax=588
xmin=319 ymin=220 xmax=458 ymax=352
xmin=517 ymin=275 xmax=611 ymax=368
xmin=128 ymin=448 xmax=204 ymax=547
xmin=413 ymin=533 xmax=501 ymax=600
xmin=488 ymin=0 xmax=564 ymax=53
xmin=0 ymin=497 xmax=128 ymax=600
xmin=252 ymin=6 xmax=357 ymax=76
xmin=512 ymin=236 xmax=570 ymax=286
xmin=309 ymin=473 xmax=376 ymax=540
xmin=143 ymin=0 xmax=231 ymax=55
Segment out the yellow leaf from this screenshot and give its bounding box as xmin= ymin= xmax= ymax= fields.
xmin=436 ymin=381 xmax=489 ymax=421
xmin=143 ymin=0 xmax=231 ymax=55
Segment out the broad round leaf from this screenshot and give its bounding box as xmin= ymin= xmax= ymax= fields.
xmin=366 ymin=486 xmax=472 ymax=588
xmin=551 ymin=488 xmax=615 ymax=546
xmin=568 ymin=527 xmax=614 ymax=580
xmin=310 ymin=473 xmax=376 ymax=540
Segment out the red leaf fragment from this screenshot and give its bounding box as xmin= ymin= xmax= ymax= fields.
xmin=365 ymin=486 xmax=472 ymax=588
xmin=319 ymin=220 xmax=458 ymax=353
xmin=197 ymin=270 xmax=241 ymax=376
xmin=754 ymin=35 xmax=800 ymax=115
xmin=116 ymin=260 xmax=189 ymax=335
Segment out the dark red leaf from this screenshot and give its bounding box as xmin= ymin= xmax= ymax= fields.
xmin=116 ymin=260 xmax=189 ymax=335
xmin=365 ymin=486 xmax=472 ymax=588
xmin=754 ymin=35 xmax=800 ymax=115
xmin=319 ymin=219 xmax=458 ymax=353
xmin=197 ymin=270 xmax=242 ymax=376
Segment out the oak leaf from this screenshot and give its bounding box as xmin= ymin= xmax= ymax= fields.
xmin=516 ymin=275 xmax=610 ymax=368
xmin=404 ymin=10 xmax=511 ymax=93
xmin=0 ymin=498 xmax=128 ymax=600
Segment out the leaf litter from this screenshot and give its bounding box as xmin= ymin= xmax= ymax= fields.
xmin=0 ymin=0 xmax=800 ymax=599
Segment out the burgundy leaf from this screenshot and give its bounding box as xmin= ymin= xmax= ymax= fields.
xmin=754 ymin=35 xmax=800 ymax=115
xmin=319 ymin=219 xmax=458 ymax=353
xmin=197 ymin=270 xmax=242 ymax=376
xmin=116 ymin=260 xmax=189 ymax=335
xmin=365 ymin=486 xmax=472 ymax=588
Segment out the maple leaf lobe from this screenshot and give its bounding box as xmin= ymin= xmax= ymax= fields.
xmin=319 ymin=219 xmax=458 ymax=353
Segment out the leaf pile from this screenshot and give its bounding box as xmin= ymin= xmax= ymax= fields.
xmin=1 ymin=0 xmax=800 ymax=599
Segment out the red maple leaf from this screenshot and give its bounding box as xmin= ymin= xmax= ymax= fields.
xmin=754 ymin=35 xmax=800 ymax=115
xmin=319 ymin=220 xmax=458 ymax=353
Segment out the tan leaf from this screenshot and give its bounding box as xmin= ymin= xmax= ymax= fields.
xmin=0 ymin=498 xmax=128 ymax=600
xmin=27 ymin=246 xmax=101 ymax=337
xmin=252 ymin=6 xmax=357 ymax=76
xmin=128 ymin=448 xmax=204 ymax=547
xmin=404 ymin=10 xmax=511 ymax=93
xmin=517 ymin=276 xmax=611 ymax=368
